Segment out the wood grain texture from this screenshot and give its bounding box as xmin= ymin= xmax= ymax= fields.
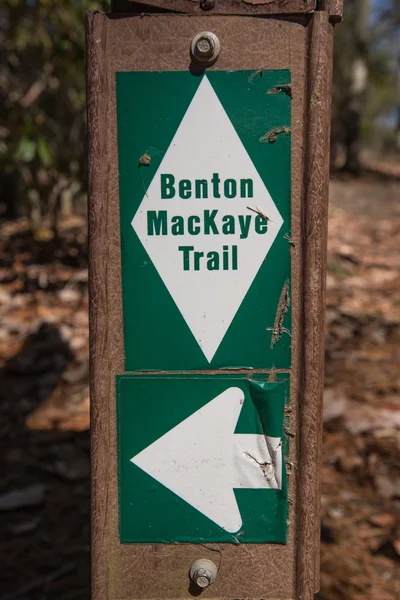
xmin=112 ymin=0 xmax=317 ymax=16
xmin=86 ymin=13 xmax=113 ymax=600
xmin=87 ymin=10 xmax=333 ymax=600
xmin=327 ymin=0 xmax=343 ymax=21
xmin=297 ymin=10 xmax=334 ymax=599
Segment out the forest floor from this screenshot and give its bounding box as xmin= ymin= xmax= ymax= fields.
xmin=0 ymin=163 xmax=399 ymax=600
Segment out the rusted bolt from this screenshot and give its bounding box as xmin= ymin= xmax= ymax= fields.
xmin=190 ymin=32 xmax=220 ymax=65
xmin=200 ymin=0 xmax=216 ymax=10
xmin=189 ymin=559 xmax=218 ymax=589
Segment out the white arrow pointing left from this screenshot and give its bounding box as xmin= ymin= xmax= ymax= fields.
xmin=130 ymin=387 xmax=282 ymax=533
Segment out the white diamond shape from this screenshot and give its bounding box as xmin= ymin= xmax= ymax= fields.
xmin=132 ymin=76 xmax=284 ymax=362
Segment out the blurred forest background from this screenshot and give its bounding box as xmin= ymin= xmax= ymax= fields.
xmin=0 ymin=1 xmax=399 ymax=600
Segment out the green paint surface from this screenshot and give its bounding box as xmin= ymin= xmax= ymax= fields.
xmin=117 ymin=373 xmax=289 ymax=544
xmin=116 ymin=70 xmax=291 ymax=371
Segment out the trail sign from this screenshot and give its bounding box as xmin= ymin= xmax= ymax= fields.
xmin=87 ymin=2 xmax=341 ymax=599
xmin=117 ymin=375 xmax=289 ymax=543
xmin=116 ymin=70 xmax=291 ymax=370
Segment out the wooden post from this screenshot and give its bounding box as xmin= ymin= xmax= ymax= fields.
xmin=86 ymin=2 xmax=342 ymax=599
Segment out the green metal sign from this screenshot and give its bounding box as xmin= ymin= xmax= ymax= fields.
xmin=116 ymin=70 xmax=291 ymax=371
xmin=117 ymin=374 xmax=289 ymax=544
xmin=115 ymin=69 xmax=292 ymax=545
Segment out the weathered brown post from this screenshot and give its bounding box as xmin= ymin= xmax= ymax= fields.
xmin=86 ymin=1 xmax=342 ymax=599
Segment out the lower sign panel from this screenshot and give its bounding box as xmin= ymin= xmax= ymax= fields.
xmin=116 ymin=374 xmax=289 ymax=544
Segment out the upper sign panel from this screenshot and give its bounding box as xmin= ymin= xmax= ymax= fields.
xmin=116 ymin=70 xmax=291 ymax=370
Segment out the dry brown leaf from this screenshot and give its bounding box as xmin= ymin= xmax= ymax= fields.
xmin=368 ymin=513 xmax=396 ymax=528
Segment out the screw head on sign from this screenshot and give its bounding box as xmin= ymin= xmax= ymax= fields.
xmin=196 ymin=37 xmax=213 ymax=57
xmin=190 ymin=32 xmax=220 ymax=66
xmin=200 ymin=0 xmax=216 ymax=10
xmin=189 ymin=559 xmax=218 ymax=589
xmin=195 ymin=572 xmax=211 ymax=588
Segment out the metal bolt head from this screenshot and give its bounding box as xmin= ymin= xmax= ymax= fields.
xmin=190 ymin=32 xmax=220 ymax=65
xmin=200 ymin=0 xmax=215 ymax=10
xmin=190 ymin=559 xmax=218 ymax=589
xmin=194 ymin=571 xmax=211 ymax=588
xmin=196 ymin=37 xmax=213 ymax=57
